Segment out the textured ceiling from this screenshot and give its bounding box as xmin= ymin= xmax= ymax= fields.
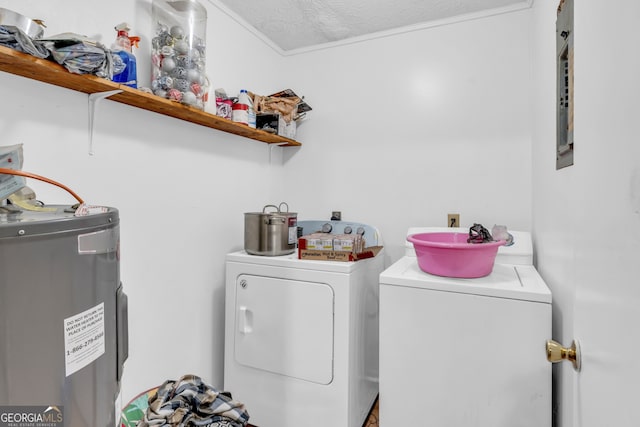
xmin=214 ymin=0 xmax=532 ymax=53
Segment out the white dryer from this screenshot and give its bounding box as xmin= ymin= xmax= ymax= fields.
xmin=224 ymin=221 xmax=384 ymax=427
xmin=379 ymin=227 xmax=552 ymax=427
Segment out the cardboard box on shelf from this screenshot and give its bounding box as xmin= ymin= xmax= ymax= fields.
xmin=268 ymin=89 xmax=312 ymax=115
xmin=256 ymin=113 xmax=296 ymax=139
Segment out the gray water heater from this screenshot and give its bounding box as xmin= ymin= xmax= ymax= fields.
xmin=0 ymin=205 xmax=128 ymax=427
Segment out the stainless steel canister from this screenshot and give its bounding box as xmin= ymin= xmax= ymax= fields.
xmin=0 ymin=8 xmax=45 ymax=39
xmin=244 ymin=203 xmax=297 ymax=256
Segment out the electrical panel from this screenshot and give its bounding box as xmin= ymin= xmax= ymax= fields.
xmin=556 ymin=0 xmax=574 ymax=169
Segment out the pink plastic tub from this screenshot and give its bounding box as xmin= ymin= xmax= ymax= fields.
xmin=407 ymin=232 xmax=506 ymax=278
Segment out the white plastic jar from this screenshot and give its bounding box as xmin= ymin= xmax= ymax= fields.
xmin=151 ymin=0 xmax=208 ymax=110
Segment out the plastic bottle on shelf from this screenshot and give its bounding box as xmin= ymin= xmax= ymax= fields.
xmin=237 ymin=89 xmax=256 ymax=128
xmin=231 ymin=102 xmax=249 ymax=125
xmin=111 ymin=23 xmax=139 ymax=88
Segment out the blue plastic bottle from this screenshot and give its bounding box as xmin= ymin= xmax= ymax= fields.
xmin=111 ymin=23 xmax=138 ymax=88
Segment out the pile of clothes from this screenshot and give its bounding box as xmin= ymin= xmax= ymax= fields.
xmin=0 ymin=25 xmax=48 ymax=58
xmin=0 ymin=24 xmax=113 ymax=78
xmin=137 ymin=375 xmax=250 ymax=427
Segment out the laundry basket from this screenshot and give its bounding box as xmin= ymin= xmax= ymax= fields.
xmin=120 ymin=387 xmax=158 ymax=427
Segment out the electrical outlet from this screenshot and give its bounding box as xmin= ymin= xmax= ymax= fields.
xmin=447 ymin=214 xmax=460 ymax=228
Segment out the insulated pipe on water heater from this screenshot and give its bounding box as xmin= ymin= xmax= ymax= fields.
xmin=0 ymin=168 xmax=85 ymax=204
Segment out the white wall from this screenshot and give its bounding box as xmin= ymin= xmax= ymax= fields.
xmin=0 ymin=0 xmax=535 ymax=408
xmin=0 ymin=0 xmax=290 ymax=403
xmin=530 ymin=1 xmax=573 ymax=423
xmin=532 ymin=0 xmax=640 ymax=425
xmin=282 ymin=10 xmax=534 ymax=262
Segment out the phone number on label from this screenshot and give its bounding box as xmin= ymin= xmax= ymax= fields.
xmin=67 ymin=331 xmax=104 ymax=355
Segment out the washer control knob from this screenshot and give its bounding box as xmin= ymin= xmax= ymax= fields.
xmin=344 ymin=226 xmax=353 ymax=234
xmin=356 ymin=227 xmax=365 ymax=236
xmin=322 ymin=223 xmax=333 ymax=233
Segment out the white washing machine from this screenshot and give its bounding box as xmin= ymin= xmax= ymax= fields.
xmin=379 ymin=227 xmax=552 ymax=427
xmin=224 ymin=220 xmax=384 ymax=427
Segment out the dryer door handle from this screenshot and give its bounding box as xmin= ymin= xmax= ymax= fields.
xmin=239 ymin=306 xmax=253 ymax=334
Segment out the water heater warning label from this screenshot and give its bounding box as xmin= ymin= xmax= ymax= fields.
xmin=64 ymin=302 xmax=105 ymax=376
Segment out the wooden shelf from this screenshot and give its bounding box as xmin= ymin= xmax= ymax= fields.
xmin=0 ymin=45 xmax=301 ymax=147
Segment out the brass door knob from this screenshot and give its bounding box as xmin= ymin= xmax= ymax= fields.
xmin=546 ymin=339 xmax=581 ymax=371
